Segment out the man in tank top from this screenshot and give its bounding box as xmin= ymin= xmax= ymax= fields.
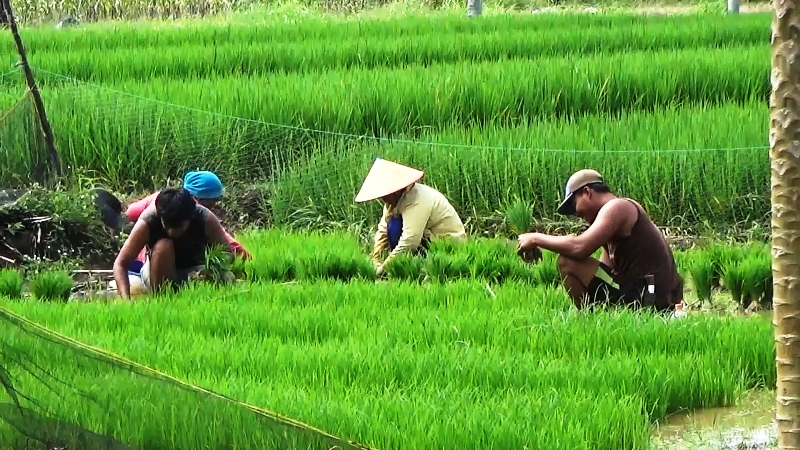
xmin=516 ymin=169 xmax=683 ymax=312
xmin=112 ymin=187 xmax=234 ymax=299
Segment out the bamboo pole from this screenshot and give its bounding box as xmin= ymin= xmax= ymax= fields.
xmin=770 ymin=0 xmax=800 ymax=447
xmin=1 ymin=0 xmax=63 ymax=182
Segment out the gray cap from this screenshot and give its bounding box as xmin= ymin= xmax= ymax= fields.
xmin=556 ymin=169 xmax=604 ymax=216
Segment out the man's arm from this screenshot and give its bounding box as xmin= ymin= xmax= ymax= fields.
xmin=113 ymin=220 xmax=150 ymax=299
xmin=521 ymin=199 xmax=635 ymax=260
xmin=379 ymin=201 xmax=432 ymax=268
xmin=204 ymin=213 xmax=234 ymax=256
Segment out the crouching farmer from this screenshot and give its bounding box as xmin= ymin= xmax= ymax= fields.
xmin=516 ymin=169 xmax=683 ymax=312
xmin=113 ymin=187 xmax=234 ymax=299
xmin=355 ymin=158 xmax=468 ymax=276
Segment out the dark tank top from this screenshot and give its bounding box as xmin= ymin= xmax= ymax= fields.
xmin=143 ymin=204 xmax=209 ymax=270
xmin=605 ymin=199 xmax=683 ymax=308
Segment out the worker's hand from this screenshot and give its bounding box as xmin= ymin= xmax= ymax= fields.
xmin=221 ymin=271 xmax=236 ymax=283
xmin=517 ymin=233 xmax=543 ymax=263
xmin=517 ymin=233 xmax=539 ymax=250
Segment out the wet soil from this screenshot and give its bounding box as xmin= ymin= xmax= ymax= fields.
xmin=651 ymin=389 xmax=776 ymax=449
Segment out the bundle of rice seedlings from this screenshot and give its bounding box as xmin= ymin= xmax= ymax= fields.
xmin=721 ymin=261 xmax=746 ymax=309
xmin=739 ymin=255 xmax=767 ymax=310
xmin=687 ymin=255 xmax=714 ymax=304
xmin=384 ymin=254 xmax=425 ymax=282
xmin=423 ymin=253 xmax=471 ymax=283
xmin=0 ymin=269 xmax=24 ymax=299
xmin=200 ymin=245 xmax=235 ymax=285
xmin=248 ymin=254 xmax=298 ymax=282
xmin=504 ymin=195 xmax=534 ymax=236
xmin=325 ymin=253 xmax=375 ymax=282
xmin=30 ymin=271 xmax=73 ymax=302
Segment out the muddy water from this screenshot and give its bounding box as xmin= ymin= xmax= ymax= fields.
xmin=650 ymin=389 xmax=776 ymax=449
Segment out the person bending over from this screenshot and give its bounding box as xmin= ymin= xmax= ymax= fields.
xmin=113 ymin=187 xmax=233 ymax=299
xmin=94 ymin=171 xmax=252 ymax=263
xmin=516 ymin=169 xmax=683 ymax=312
xmin=355 ymin=158 xmax=468 ymax=276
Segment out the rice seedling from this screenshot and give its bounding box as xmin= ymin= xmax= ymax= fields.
xmin=34 ymin=45 xmax=768 ymax=140
xmin=533 ymin=251 xmax=561 ymax=288
xmin=0 ymin=269 xmax=24 ymax=299
xmin=0 ymin=278 xmax=775 ymax=450
xmin=687 ymin=255 xmax=715 ymax=305
xmin=383 ymin=254 xmax=425 ymax=282
xmin=742 ymin=250 xmax=773 ymax=309
xmin=197 ymin=244 xmax=236 ymax=285
xmin=503 ymin=195 xmax=534 ymax=236
xmin=29 ymin=271 xmax=73 ymax=302
xmin=3 ymin=89 xmax=769 ymax=230
xmin=721 ymin=261 xmax=746 ymax=308
xmin=11 ymin=14 xmax=771 ymax=82
xmin=422 ymin=252 xmax=472 ymax=282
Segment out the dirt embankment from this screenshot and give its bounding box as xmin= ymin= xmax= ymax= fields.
xmin=0 ymin=186 xmax=271 ymax=270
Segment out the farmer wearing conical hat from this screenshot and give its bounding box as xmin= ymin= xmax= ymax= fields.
xmin=356 ymin=158 xmax=467 ymax=276
xmin=516 ymin=169 xmax=683 ymax=312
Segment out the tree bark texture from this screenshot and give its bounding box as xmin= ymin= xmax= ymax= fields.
xmin=771 ymin=0 xmax=800 ymax=448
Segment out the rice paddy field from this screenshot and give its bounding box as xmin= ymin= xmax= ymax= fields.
xmin=0 ymin=231 xmax=779 ymax=449
xmin=0 ymin=11 xmax=774 ymax=231
xmin=0 ymin=4 xmax=783 ymax=450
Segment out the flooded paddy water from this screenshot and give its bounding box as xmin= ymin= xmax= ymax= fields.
xmin=651 ymin=389 xmax=776 ymax=449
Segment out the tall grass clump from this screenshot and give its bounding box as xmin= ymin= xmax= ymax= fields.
xmin=29 ymin=271 xmax=73 ymax=302
xmin=0 ymin=269 xmax=24 ymax=299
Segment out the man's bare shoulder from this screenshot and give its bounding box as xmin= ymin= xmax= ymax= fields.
xmin=598 ymin=198 xmax=639 ymax=229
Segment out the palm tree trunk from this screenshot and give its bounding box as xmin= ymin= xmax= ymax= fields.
xmin=771 ymin=1 xmax=800 ymax=448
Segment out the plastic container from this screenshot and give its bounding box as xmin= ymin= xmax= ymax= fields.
xmin=672 ymin=302 xmax=687 ymax=319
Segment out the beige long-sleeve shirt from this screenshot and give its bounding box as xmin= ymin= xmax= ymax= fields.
xmin=372 ymin=183 xmax=467 ymax=269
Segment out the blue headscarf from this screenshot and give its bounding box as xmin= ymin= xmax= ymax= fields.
xmin=183 ymin=171 xmax=223 ymax=200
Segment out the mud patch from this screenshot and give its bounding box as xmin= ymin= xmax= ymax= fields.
xmin=651 ymin=389 xmax=776 ymax=450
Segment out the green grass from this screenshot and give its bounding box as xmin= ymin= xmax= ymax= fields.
xmin=21 ymin=45 xmax=769 ymax=136
xmin=2 ymin=13 xmax=770 ymax=81
xmin=0 ymin=274 xmax=775 ymax=449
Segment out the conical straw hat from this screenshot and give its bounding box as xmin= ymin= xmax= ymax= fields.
xmin=355 ymin=158 xmax=424 ymax=203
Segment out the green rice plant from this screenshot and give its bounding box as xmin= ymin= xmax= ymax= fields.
xmin=51 ymin=45 xmax=768 ymax=140
xmin=0 ymin=269 xmax=24 ymax=299
xmin=245 ymin=253 xmax=299 ymax=282
xmin=21 ymin=24 xmax=769 ymax=84
xmin=0 ymin=278 xmax=775 ymax=450
xmin=721 ymin=261 xmax=746 ymax=308
xmin=687 ymin=255 xmax=714 ymax=304
xmin=8 ymin=13 xmax=769 ymax=71
xmin=29 ymin=271 xmax=73 ymax=302
xmin=739 ymin=255 xmax=768 ymax=309
xmin=423 ymin=253 xmax=471 ymax=282
xmin=383 ymin=253 xmax=425 ymax=282
xmin=503 ymin=195 xmax=534 ymax=236
xmin=427 ymin=237 xmax=462 ymax=255
xmin=534 ymin=252 xmax=561 ymax=288
xmin=266 ymin=102 xmax=769 ymax=235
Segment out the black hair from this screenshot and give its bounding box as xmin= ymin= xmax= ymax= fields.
xmin=582 ymin=182 xmax=612 ymax=194
xmin=155 ymin=187 xmax=196 ymax=227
